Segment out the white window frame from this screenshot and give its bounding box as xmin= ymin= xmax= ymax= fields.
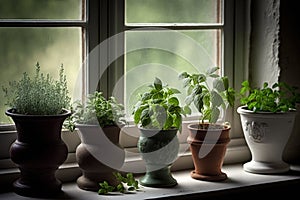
xmin=0 ymin=0 xmax=251 ymax=186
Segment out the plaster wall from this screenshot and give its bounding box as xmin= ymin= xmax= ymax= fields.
xmin=249 ymin=0 xmax=280 ymax=87
xmin=278 ymin=1 xmax=300 ymax=165
xmin=249 ymin=0 xmax=300 ymax=165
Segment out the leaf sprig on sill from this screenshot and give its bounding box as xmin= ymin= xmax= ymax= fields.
xmin=98 ymin=172 xmax=140 ymax=195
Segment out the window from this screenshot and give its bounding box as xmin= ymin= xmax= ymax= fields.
xmin=0 ymin=0 xmax=250 ymax=182
xmin=95 ymin=0 xmax=250 ymax=171
xmin=0 ymin=0 xmax=87 ymax=180
xmin=0 ymin=0 xmax=86 ymax=124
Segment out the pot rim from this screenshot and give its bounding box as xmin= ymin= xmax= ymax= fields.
xmin=187 ymin=122 xmax=231 ymax=131
xmin=137 ymin=124 xmax=178 ymax=131
xmin=237 ymin=105 xmax=297 ymax=116
xmin=75 ymin=123 xmax=125 ymax=128
xmin=5 ymin=108 xmax=72 ymax=118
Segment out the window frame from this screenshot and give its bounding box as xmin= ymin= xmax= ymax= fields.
xmin=97 ymin=0 xmax=251 ymax=171
xmin=0 ymin=0 xmax=251 ymax=185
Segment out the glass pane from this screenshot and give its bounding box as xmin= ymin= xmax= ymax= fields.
xmin=0 ymin=0 xmax=83 ymax=20
xmin=124 ymin=29 xmax=221 ymax=118
xmin=0 ymin=28 xmax=82 ymax=124
xmin=126 ymin=0 xmax=222 ymax=25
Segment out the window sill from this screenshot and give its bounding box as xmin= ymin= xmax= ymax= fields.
xmin=1 ymin=163 xmax=300 ymax=199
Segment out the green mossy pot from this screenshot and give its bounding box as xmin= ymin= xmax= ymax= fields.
xmin=137 ymin=127 xmax=179 ymax=188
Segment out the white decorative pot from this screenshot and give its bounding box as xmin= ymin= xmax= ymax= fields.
xmin=237 ymin=106 xmax=297 ymax=174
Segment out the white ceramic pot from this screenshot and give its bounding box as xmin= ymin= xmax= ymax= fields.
xmin=237 ymin=106 xmax=297 ymax=174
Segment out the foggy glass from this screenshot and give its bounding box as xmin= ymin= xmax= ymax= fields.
xmin=125 ymin=0 xmax=222 ymax=24
xmin=125 ymin=30 xmax=221 ymax=118
xmin=0 ymin=0 xmax=82 ymax=20
xmin=0 ymin=0 xmax=83 ymax=124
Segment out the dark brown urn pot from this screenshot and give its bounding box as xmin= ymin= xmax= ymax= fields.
xmin=6 ymin=109 xmax=71 ymax=198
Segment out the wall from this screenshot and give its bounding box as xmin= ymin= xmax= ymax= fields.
xmin=249 ymin=0 xmax=300 ymax=165
xmin=278 ymin=0 xmax=300 ymax=165
xmin=249 ymin=0 xmax=281 ymax=87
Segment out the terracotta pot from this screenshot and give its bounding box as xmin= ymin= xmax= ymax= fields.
xmin=187 ymin=123 xmax=230 ymax=181
xmin=5 ymin=108 xmax=71 ymax=198
xmin=237 ymin=106 xmax=297 ymax=174
xmin=137 ymin=127 xmax=179 ymax=188
xmin=75 ymin=124 xmax=125 ymax=191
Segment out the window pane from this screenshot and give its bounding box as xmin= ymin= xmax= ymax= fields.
xmin=125 ymin=0 xmax=222 ymax=25
xmin=124 ymin=29 xmax=221 ymax=118
xmin=0 ymin=28 xmax=82 ymax=124
xmin=0 ymin=0 xmax=83 ymax=20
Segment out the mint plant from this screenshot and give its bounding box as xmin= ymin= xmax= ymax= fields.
xmin=2 ymin=62 xmax=71 ymax=115
xmin=132 ymin=77 xmax=188 ymax=131
xmin=240 ymin=80 xmax=300 ymax=112
xmin=67 ymin=91 xmax=126 ymax=131
xmin=98 ymin=172 xmax=139 ymax=195
xmin=179 ymin=67 xmax=235 ymax=124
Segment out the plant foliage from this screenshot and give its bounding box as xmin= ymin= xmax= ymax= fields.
xmin=178 ymin=67 xmax=235 ymax=124
xmin=98 ymin=172 xmax=139 ymax=195
xmin=132 ymin=77 xmax=188 ymax=131
xmin=2 ymin=62 xmax=71 ymax=115
xmin=240 ymin=80 xmax=300 ymax=112
xmin=67 ymin=91 xmax=126 ymax=131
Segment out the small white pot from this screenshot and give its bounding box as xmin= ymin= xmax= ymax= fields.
xmin=237 ymin=106 xmax=297 ymax=174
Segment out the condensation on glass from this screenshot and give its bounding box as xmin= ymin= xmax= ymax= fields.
xmin=0 ymin=0 xmax=82 ymax=20
xmin=125 ymin=0 xmax=223 ymax=25
xmin=0 ymin=0 xmax=84 ymax=124
xmin=124 ymin=0 xmax=223 ymax=118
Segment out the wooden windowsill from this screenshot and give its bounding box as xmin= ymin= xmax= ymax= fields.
xmin=1 ymin=163 xmax=300 ymax=199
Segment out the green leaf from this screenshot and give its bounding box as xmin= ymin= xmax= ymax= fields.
xmin=206 ymin=66 xmax=219 ymax=75
xmin=169 ymin=88 xmax=181 ymax=94
xmin=168 ymin=97 xmax=179 ymax=106
xmin=182 ymin=77 xmax=191 ymax=88
xmin=164 ymin=115 xmax=174 ymax=130
xmin=213 ymin=78 xmax=225 ymax=92
xmin=241 ymin=80 xmax=249 ymax=87
xmin=117 ymin=184 xmax=125 ymax=193
xmin=211 ymin=90 xmax=224 ymax=107
xmin=173 ymin=113 xmax=182 ymax=130
xmin=140 ymin=108 xmax=151 ymax=127
xmin=193 ymin=94 xmax=203 ymax=113
xmin=211 ymin=107 xmax=220 ymax=123
xmin=133 ymin=106 xmax=143 ymax=124
xmin=154 ymin=77 xmax=163 ymax=90
xmin=221 ymin=76 xmax=229 ymax=90
xmin=178 ymin=72 xmax=188 ymax=79
xmin=185 ymin=95 xmax=194 ymax=105
xmin=226 ymin=88 xmax=236 ymax=107
xmin=183 ymin=105 xmax=192 ymax=115
xmin=192 ymin=84 xmax=202 ymax=95
xmin=208 ymin=74 xmax=220 ymax=78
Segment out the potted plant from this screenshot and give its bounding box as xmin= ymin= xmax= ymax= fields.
xmin=69 ymin=91 xmax=127 ymax=191
xmin=132 ymin=77 xmax=188 ymax=188
xmin=2 ymin=62 xmax=72 ymax=197
xmin=178 ymin=67 xmax=235 ymax=181
xmin=237 ymin=80 xmax=300 ymax=174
